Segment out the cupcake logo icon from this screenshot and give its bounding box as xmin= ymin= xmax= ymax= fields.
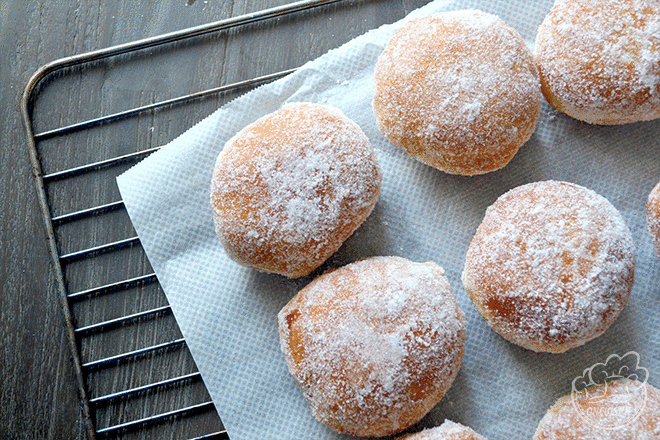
xmin=571 ymin=352 xmax=649 ymax=430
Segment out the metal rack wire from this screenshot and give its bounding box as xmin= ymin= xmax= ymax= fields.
xmin=20 ymin=1 xmax=347 ymax=439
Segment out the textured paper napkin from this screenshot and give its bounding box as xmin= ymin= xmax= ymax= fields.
xmin=117 ymin=1 xmax=660 ymax=439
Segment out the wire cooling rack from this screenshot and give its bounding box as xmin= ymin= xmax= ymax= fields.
xmin=19 ymin=1 xmax=350 ymax=438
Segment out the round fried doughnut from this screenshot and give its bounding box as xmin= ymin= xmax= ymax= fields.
xmin=210 ymin=102 xmax=382 ymax=278
xmin=646 ymin=179 xmax=660 ymax=257
xmin=533 ymin=379 xmax=660 ymax=439
xmin=372 ymin=10 xmax=542 ymax=176
xmin=397 ymin=420 xmax=488 ymax=440
xmin=535 ymin=0 xmax=660 ymax=125
xmin=278 ymin=256 xmax=466 ymax=437
xmin=462 ymin=181 xmax=635 ymax=353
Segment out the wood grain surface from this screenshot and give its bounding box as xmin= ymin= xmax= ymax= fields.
xmin=1 ymin=1 xmax=428 ymax=439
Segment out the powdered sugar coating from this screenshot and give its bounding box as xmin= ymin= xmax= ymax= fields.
xmin=373 ymin=9 xmax=542 ymax=175
xmin=533 ymin=379 xmax=660 ymax=439
xmin=535 ymin=0 xmax=660 ymax=124
xmin=646 ymin=180 xmax=660 ymax=257
xmin=397 ymin=419 xmax=489 ymax=440
xmin=278 ymin=256 xmax=466 ymax=437
xmin=462 ymin=181 xmax=635 ymax=353
xmin=210 ymin=103 xmax=382 ymax=278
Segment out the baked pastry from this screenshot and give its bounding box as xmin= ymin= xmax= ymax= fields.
xmin=396 ymin=420 xmax=488 ymax=440
xmin=462 ymin=181 xmax=635 ymax=353
xmin=535 ymin=0 xmax=660 ymax=125
xmin=210 ymin=102 xmax=382 ymax=278
xmin=278 ymin=256 xmax=466 ymax=437
xmin=533 ymin=379 xmax=660 ymax=439
xmin=646 ymin=179 xmax=660 ymax=257
xmin=372 ymin=9 xmax=542 ymax=175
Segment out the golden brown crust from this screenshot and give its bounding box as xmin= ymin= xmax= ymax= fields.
xmin=535 ymin=0 xmax=660 ymax=125
xmin=533 ymin=379 xmax=660 ymax=439
xmin=462 ymin=181 xmax=635 ymax=353
xmin=646 ymin=180 xmax=660 ymax=258
xmin=210 ymin=102 xmax=382 ymax=278
xmin=278 ymin=256 xmax=466 ymax=437
xmin=373 ymin=9 xmax=541 ymax=175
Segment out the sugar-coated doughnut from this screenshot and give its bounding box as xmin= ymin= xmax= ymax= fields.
xmin=210 ymin=102 xmax=382 ymax=278
xmin=462 ymin=181 xmax=635 ymax=353
xmin=533 ymin=379 xmax=660 ymax=439
xmin=372 ymin=10 xmax=542 ymax=176
xmin=535 ymin=0 xmax=660 ymax=125
xmin=646 ymin=180 xmax=660 ymax=257
xmin=278 ymin=256 xmax=466 ymax=437
xmin=396 ymin=420 xmax=488 ymax=440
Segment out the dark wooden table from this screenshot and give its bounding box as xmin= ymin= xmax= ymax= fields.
xmin=1 ymin=1 xmax=429 ymax=439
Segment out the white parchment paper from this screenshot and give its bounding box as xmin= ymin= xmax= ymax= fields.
xmin=116 ymin=1 xmax=660 ymax=439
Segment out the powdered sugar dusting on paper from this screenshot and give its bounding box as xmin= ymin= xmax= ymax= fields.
xmin=278 ymin=257 xmax=466 ymax=437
